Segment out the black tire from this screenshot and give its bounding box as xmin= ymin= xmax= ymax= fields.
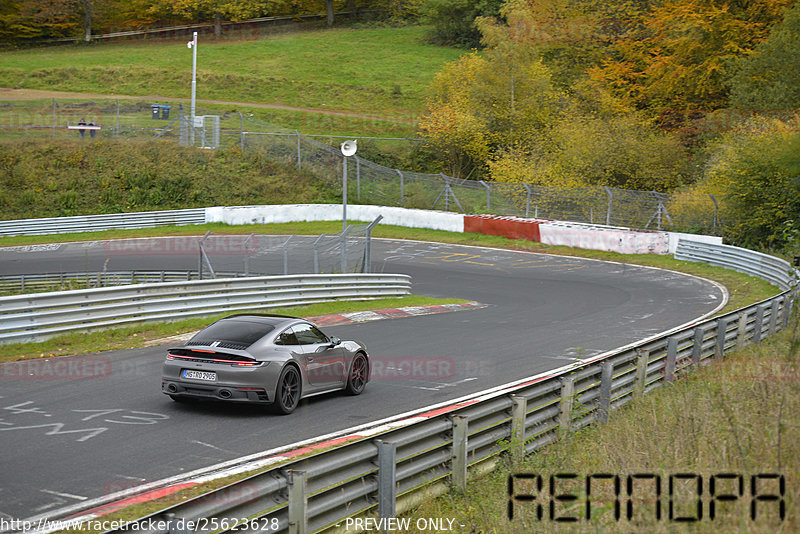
xmin=344 ymin=353 xmax=368 ymax=396
xmin=272 ymin=365 xmax=301 ymax=414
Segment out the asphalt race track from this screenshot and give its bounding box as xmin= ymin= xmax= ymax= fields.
xmin=0 ymin=238 xmax=726 ymax=521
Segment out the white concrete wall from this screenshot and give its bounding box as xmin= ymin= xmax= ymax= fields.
xmin=538 ymin=221 xmax=671 ymax=254
xmin=205 ymin=204 xmax=465 ymax=233
xmin=206 ymin=204 xmax=721 ymax=256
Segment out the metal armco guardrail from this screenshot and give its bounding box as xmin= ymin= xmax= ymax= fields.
xmin=0 ymin=208 xmax=206 ymax=237
xmin=0 ymin=274 xmax=411 ymax=344
xmin=0 ymin=270 xmax=258 ymax=293
xmin=67 ymin=243 xmax=792 ymax=534
xmin=675 ymin=239 xmax=795 ymax=290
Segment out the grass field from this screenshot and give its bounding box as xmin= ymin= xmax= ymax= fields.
xmin=0 ymin=26 xmax=461 ymax=125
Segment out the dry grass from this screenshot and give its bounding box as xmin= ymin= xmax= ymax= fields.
xmin=410 ymin=317 xmax=800 ymax=533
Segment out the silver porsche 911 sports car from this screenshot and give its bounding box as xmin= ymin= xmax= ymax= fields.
xmin=161 ymin=314 xmax=370 ymax=414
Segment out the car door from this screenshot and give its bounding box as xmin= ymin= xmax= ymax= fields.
xmin=293 ymin=323 xmax=345 ymax=388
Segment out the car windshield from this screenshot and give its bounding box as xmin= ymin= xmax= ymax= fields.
xmin=189 ymin=319 xmax=275 ymax=348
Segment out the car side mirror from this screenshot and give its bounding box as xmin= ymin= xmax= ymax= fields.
xmin=330 ymin=336 xmax=341 ymax=347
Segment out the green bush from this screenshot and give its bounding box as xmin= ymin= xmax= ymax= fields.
xmin=0 ymin=138 xmax=338 ymax=220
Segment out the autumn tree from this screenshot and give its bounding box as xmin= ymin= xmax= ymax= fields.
xmin=727 ymin=2 xmax=800 ymax=112
xmin=420 ymin=0 xmax=503 ymax=47
xmin=589 ymin=0 xmax=794 ymax=129
xmin=419 ymin=0 xmax=565 ymax=178
xmin=420 ymin=0 xmax=689 ymax=189
xmin=697 ymin=116 xmax=800 ymax=250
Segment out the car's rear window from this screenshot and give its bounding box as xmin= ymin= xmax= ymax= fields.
xmin=189 ymin=319 xmax=275 ymax=348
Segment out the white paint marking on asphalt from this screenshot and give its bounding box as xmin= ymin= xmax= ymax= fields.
xmin=411 ymin=377 xmax=479 ymax=392
xmin=114 ymin=474 xmax=147 ymax=482
xmin=41 ymin=490 xmax=87 ymax=501
xmin=191 ymin=440 xmax=234 ymax=454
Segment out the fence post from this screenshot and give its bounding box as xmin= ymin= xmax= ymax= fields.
xmin=479 ymin=180 xmax=491 ymax=212
xmin=665 ymin=337 xmax=678 ymax=382
xmin=363 ymin=215 xmax=383 ymax=274
xmin=287 ymin=470 xmax=307 ymax=534
xmin=243 ymin=234 xmax=254 ymax=276
xmin=294 ymin=130 xmax=302 ymax=171
xmin=510 ymin=395 xmax=527 ymax=463
xmin=340 ymin=225 xmax=351 ymax=273
xmin=396 ymin=169 xmax=404 ymax=208
xmin=238 ymin=111 xmax=244 ymax=152
xmin=452 ymin=415 xmax=468 ymax=491
xmin=116 ymin=99 xmax=120 ymax=138
xmin=558 ymin=376 xmax=575 ymax=438
xmin=312 ymin=234 xmax=325 ymax=274
xmin=598 ymin=360 xmax=613 ymax=423
xmin=634 ymin=349 xmax=649 ymax=398
xmin=715 ymin=318 xmax=729 ymax=360
xmin=709 ymin=194 xmax=719 ymax=233
xmin=356 ymin=156 xmax=361 ymax=201
xmin=736 ymin=311 xmax=749 ymax=350
xmin=52 ymin=98 xmax=56 ymax=138
xmin=603 ymin=186 xmax=613 ymax=226
xmin=376 ymin=440 xmax=397 ymax=521
xmin=522 ymin=184 xmax=531 ymax=218
xmin=691 ymin=327 xmax=705 ymax=365
xmin=283 ymin=235 xmax=293 ymax=275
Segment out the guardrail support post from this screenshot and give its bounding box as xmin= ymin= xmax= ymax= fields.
xmin=769 ymin=300 xmax=779 ymax=335
xmin=598 ymin=360 xmax=613 ymax=422
xmin=634 ymin=349 xmax=649 ymax=398
xmin=452 ymin=415 xmax=468 ymax=491
xmin=510 ymin=395 xmax=527 ymax=463
xmin=665 ymin=337 xmax=678 ymax=382
xmin=558 ymin=376 xmax=575 ymax=438
xmin=715 ymin=318 xmax=729 ymax=360
xmin=736 ymin=311 xmax=749 ymax=350
xmin=691 ymin=327 xmax=705 ymax=365
xmin=783 ymin=295 xmax=794 ymax=329
xmin=287 ymin=470 xmax=307 ymax=534
xmin=376 ymin=440 xmax=397 ymax=520
xmin=753 ymin=305 xmax=766 ymax=344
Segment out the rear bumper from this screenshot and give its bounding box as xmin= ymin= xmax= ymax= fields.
xmin=161 ymin=379 xmax=271 ymax=403
xmin=162 ymin=358 xmax=280 ymax=404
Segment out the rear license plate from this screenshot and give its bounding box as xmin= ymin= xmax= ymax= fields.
xmin=182 ymin=370 xmax=217 ymax=381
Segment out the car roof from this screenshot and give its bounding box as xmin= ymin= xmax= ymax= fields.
xmin=217 ymin=314 xmax=304 ymax=327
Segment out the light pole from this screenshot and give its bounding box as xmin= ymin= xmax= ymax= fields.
xmin=340 ymin=140 xmax=357 ymax=230
xmin=187 ymin=31 xmax=198 ymax=145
